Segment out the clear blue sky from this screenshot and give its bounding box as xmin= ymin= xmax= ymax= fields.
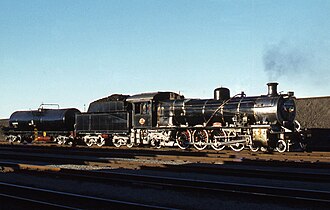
xmin=1 ymin=0 xmax=330 ymax=118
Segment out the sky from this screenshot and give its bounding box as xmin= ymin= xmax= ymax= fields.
xmin=1 ymin=0 xmax=330 ymax=118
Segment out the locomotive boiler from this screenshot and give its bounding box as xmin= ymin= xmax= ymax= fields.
xmin=158 ymin=83 xmax=296 ymax=129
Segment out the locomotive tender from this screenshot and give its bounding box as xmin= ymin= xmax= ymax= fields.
xmin=3 ymin=83 xmax=302 ymax=152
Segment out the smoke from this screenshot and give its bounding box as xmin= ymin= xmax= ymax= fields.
xmin=262 ymin=41 xmax=309 ymax=81
xmin=262 ymin=40 xmax=330 ymax=97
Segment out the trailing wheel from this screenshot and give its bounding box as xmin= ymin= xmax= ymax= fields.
xmin=176 ymin=130 xmax=191 ymax=150
xmin=150 ymin=138 xmax=161 ymax=149
xmin=192 ymin=129 xmax=208 ymax=150
xmin=210 ymin=130 xmax=226 ymax=151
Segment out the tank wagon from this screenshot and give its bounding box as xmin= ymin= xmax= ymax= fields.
xmin=4 ymin=104 xmax=80 ymax=144
xmin=74 ymin=83 xmax=302 ymax=152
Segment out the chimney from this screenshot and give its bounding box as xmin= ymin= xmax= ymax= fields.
xmin=267 ymin=82 xmax=278 ymax=96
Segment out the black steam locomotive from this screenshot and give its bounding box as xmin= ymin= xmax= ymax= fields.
xmin=3 ymin=83 xmax=303 ymax=152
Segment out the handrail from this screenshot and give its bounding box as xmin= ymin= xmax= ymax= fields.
xmin=38 ymin=103 xmax=60 ymax=110
xmin=205 ymin=93 xmax=244 ymax=126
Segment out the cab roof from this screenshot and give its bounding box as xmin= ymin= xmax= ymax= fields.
xmin=126 ymin=92 xmax=184 ymax=103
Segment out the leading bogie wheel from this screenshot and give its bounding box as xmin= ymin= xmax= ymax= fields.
xmin=249 ymin=144 xmax=260 ymax=152
xmin=276 ymin=139 xmax=287 ymax=153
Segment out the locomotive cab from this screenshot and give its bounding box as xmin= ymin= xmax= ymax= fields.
xmin=127 ymin=92 xmax=183 ymax=128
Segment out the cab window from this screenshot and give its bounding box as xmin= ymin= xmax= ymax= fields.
xmin=135 ymin=103 xmax=141 ymax=114
xmin=141 ymin=102 xmax=150 ymax=114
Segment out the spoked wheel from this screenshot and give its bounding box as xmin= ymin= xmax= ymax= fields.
xmin=151 ymin=138 xmax=161 ymax=149
xmin=249 ymin=144 xmax=260 ymax=152
xmin=193 ymin=129 xmax=208 ymax=150
xmin=230 ymin=143 xmax=245 ymax=152
xmin=112 ymin=137 xmax=123 ymax=148
xmin=126 ymin=140 xmax=134 ymax=148
xmin=210 ymin=130 xmax=226 ymax=151
xmin=260 ymin=147 xmax=268 ymax=152
xmin=6 ymin=135 xmax=18 ymax=143
xmin=16 ymin=135 xmax=22 ymax=143
xmin=96 ymin=136 xmax=105 ymax=147
xmin=228 ymin=132 xmax=245 ymax=152
xmin=57 ymin=137 xmax=64 ymax=145
xmin=67 ymin=139 xmax=74 ymax=146
xmin=55 ymin=136 xmax=68 ymax=145
xmin=248 ymin=136 xmax=259 ymax=152
xmin=276 ymin=139 xmax=287 ymax=153
xmin=85 ymin=140 xmax=94 ymax=147
xmin=176 ymin=130 xmax=191 ymax=150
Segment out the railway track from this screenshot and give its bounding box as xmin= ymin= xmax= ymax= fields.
xmin=1 ymin=152 xmax=330 ymax=183
xmin=0 ymin=143 xmax=329 ymax=170
xmin=0 ymin=144 xmax=330 ymax=182
xmin=0 ymin=142 xmax=330 ymax=162
xmin=0 ymin=181 xmax=173 ymax=210
xmin=1 ymin=143 xmax=329 ymax=209
xmin=1 ymin=162 xmax=330 ymax=208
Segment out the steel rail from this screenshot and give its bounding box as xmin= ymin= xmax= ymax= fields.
xmin=0 ymin=193 xmax=78 ymax=210
xmin=1 ymin=143 xmax=330 ymax=159
xmin=0 ymin=181 xmax=174 ymax=210
xmin=1 ymin=142 xmax=330 ymax=170
xmin=1 ymin=162 xmax=329 ymax=206
xmin=61 ymin=169 xmax=330 ymax=205
xmin=1 ymin=150 xmax=330 ymax=183
xmin=0 ymin=146 xmax=330 ymax=170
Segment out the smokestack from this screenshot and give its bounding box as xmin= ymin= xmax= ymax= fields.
xmin=267 ymin=82 xmax=278 ymax=96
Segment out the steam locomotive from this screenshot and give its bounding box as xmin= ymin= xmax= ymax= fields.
xmin=3 ymin=83 xmax=303 ymax=152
